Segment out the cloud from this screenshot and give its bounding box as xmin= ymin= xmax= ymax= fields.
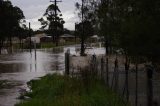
xmin=11 ymin=0 xmax=80 ymax=30
xmin=27 ymin=11 xmax=79 ymax=30
xmin=62 ymin=11 xmax=79 ymax=30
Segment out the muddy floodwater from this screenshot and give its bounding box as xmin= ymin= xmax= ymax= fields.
xmin=0 ymin=48 xmax=67 ymax=106
xmin=1 ymin=46 xmax=159 ymax=106
xmin=0 ymin=46 xmax=105 ymax=106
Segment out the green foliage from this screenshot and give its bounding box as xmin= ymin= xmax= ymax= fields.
xmin=38 ymin=4 xmax=65 ymax=34
xmin=75 ymin=21 xmax=94 ymax=39
xmin=0 ymin=0 xmax=24 ymax=38
xmin=0 ymin=0 xmax=25 ymax=50
xmin=94 ymin=0 xmax=160 ymax=62
xmin=40 ymin=41 xmax=77 ymax=49
xmin=96 ymin=0 xmax=121 ymax=54
xmin=16 ymin=74 xmax=126 ymax=106
xmin=118 ymin=0 xmax=160 ymax=61
xmin=0 ymin=80 xmax=7 ymax=88
xmin=75 ymin=0 xmax=97 ymax=55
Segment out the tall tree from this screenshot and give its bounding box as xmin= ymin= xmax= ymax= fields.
xmin=75 ymin=0 xmax=96 ymax=56
xmin=0 ymin=0 xmax=24 ymax=53
xmin=97 ymin=0 xmax=120 ymax=55
xmin=118 ymin=0 xmax=160 ymax=63
xmin=39 ymin=4 xmax=65 ymax=46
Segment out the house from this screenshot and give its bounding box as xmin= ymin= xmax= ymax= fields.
xmin=40 ymin=36 xmax=52 ymax=43
xmin=34 ymin=33 xmax=46 ymax=38
xmin=34 ymin=33 xmax=52 ymax=43
xmin=87 ymin=35 xmax=100 ymax=43
xmin=60 ymin=34 xmax=75 ymax=42
xmin=25 ymin=37 xmax=40 ymax=44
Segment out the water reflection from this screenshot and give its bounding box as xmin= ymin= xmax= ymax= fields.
xmin=0 ymin=46 xmax=106 ymax=106
xmin=0 ymin=49 xmax=65 ymax=106
xmin=0 ymin=51 xmax=64 ymax=73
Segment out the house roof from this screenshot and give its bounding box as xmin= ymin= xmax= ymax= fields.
xmin=91 ymin=35 xmax=99 ymax=38
xmin=40 ymin=36 xmax=52 ymax=38
xmin=60 ymin=34 xmax=75 ymax=38
xmin=34 ymin=33 xmax=47 ymax=38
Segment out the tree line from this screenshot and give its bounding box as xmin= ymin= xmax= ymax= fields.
xmin=39 ymin=3 xmax=65 ymax=46
xmin=0 ymin=0 xmax=31 ymax=53
xmin=75 ymin=0 xmax=160 ymax=64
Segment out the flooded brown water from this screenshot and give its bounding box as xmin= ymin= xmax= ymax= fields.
xmin=0 ymin=46 xmax=106 ymax=106
xmin=0 ymin=48 xmax=65 ymax=106
xmin=4 ymin=46 xmax=159 ymax=106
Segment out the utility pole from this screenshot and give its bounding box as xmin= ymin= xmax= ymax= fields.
xmin=50 ymin=0 xmax=62 ymax=46
xmin=29 ymin=22 xmax=32 ymax=54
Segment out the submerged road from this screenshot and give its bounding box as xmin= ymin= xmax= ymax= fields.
xmin=0 ymin=48 xmax=65 ymax=106
xmin=0 ymin=45 xmax=105 ymax=106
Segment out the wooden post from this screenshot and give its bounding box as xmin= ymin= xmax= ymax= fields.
xmin=34 ymin=42 xmax=37 ymax=61
xmin=114 ymin=57 xmax=119 ymax=92
xmin=106 ymin=57 xmax=109 ymax=86
xmin=65 ymin=49 xmax=70 ymax=75
xmin=92 ymin=54 xmax=97 ymax=75
xmin=146 ymin=65 xmax=153 ymax=106
xmin=124 ymin=56 xmax=129 ymax=102
xmin=101 ymin=57 xmax=104 ymax=80
xmin=29 ymin=22 xmax=32 ymax=54
xmin=135 ymin=63 xmax=138 ymax=106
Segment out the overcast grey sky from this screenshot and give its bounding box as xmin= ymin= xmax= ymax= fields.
xmin=11 ymin=0 xmax=80 ymax=30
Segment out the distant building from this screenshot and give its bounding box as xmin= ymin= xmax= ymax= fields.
xmin=25 ymin=37 xmax=40 ymax=44
xmin=34 ymin=33 xmax=52 ymax=43
xmin=40 ymin=36 xmax=52 ymax=43
xmin=25 ymin=33 xmax=47 ymax=44
xmin=12 ymin=37 xmax=19 ymax=44
xmin=88 ymin=35 xmax=100 ymax=43
xmin=60 ymin=34 xmax=75 ymax=42
xmin=34 ymin=33 xmax=46 ymax=38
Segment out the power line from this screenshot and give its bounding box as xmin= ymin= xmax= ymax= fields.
xmin=50 ymin=0 xmax=62 ymax=21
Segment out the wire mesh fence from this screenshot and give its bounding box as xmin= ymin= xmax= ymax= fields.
xmin=65 ymin=52 xmax=160 ymax=106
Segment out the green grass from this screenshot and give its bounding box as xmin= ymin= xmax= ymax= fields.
xmin=0 ymin=80 xmax=8 ymax=88
xmin=40 ymin=42 xmax=56 ymax=48
xmin=40 ymin=41 xmax=77 ymax=49
xmin=16 ymin=74 xmax=127 ymax=106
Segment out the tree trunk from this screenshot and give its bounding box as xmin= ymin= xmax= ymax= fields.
xmin=9 ymin=36 xmax=13 ymax=53
xmin=80 ymin=0 xmax=85 ymax=56
xmin=105 ymin=39 xmax=109 ymax=56
xmin=9 ymin=36 xmax=12 ymax=47
xmin=80 ymin=37 xmax=85 ymax=56
xmin=0 ymin=39 xmax=4 ymax=54
xmin=56 ymin=35 xmax=59 ymax=47
xmin=125 ymin=55 xmax=129 ymax=102
xmin=0 ymin=40 xmax=2 ymax=54
xmin=19 ymin=38 xmax=22 ymax=49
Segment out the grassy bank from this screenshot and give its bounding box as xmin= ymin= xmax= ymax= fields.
xmin=40 ymin=41 xmax=78 ymax=49
xmin=10 ymin=41 xmax=78 ymax=50
xmin=0 ymin=80 xmax=8 ymax=88
xmin=0 ymin=80 xmax=5 ymax=88
xmin=16 ymin=74 xmax=127 ymax=106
